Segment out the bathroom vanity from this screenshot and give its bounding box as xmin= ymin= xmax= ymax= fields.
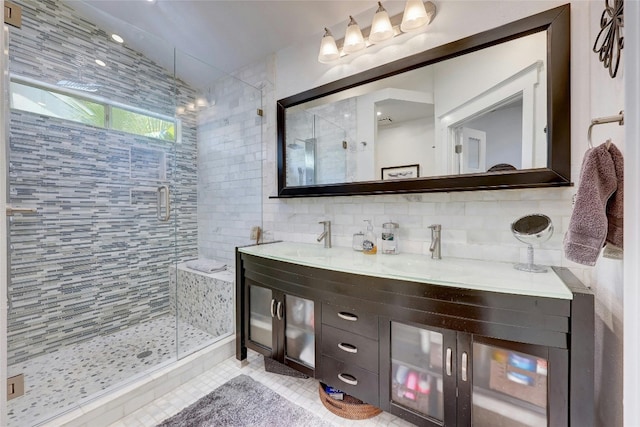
xmin=235 ymin=242 xmax=593 ymax=426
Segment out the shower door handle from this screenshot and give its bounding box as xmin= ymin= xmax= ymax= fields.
xmin=6 ymin=206 xmax=37 ymax=216
xmin=157 ymin=186 xmax=170 ymax=222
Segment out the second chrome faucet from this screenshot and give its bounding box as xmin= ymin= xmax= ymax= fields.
xmin=317 ymin=221 xmax=332 ymax=248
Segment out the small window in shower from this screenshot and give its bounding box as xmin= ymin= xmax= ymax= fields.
xmin=111 ymin=107 xmax=176 ymax=142
xmin=9 ymin=77 xmax=178 ymax=143
xmin=10 ymin=81 xmax=106 ymax=127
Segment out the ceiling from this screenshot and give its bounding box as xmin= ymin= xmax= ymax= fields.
xmin=65 ymin=1 xmax=409 ymax=88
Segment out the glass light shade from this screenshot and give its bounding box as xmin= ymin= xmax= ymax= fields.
xmin=343 ymin=16 xmax=366 ymax=54
xmin=317 ymin=28 xmax=340 ymax=63
xmin=369 ymin=2 xmax=394 ymax=44
xmin=401 ymin=0 xmax=429 ymax=32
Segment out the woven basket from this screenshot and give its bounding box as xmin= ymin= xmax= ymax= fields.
xmin=318 ymin=383 xmax=382 ymax=420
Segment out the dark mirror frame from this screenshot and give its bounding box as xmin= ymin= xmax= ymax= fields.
xmin=276 ymin=4 xmax=570 ymax=198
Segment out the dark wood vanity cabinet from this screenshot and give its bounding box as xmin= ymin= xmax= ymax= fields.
xmin=236 ymin=249 xmax=594 ymax=427
xmin=238 ymin=271 xmax=319 ymax=377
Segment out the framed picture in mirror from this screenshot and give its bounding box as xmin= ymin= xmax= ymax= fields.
xmin=382 ymin=164 xmax=420 ymax=180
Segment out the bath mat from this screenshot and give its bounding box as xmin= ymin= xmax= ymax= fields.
xmin=156 ymin=374 xmax=330 ymax=427
xmin=263 ymin=355 xmax=309 ymax=378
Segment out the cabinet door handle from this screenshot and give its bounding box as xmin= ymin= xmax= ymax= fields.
xmin=270 ymin=299 xmax=276 ymax=318
xmin=338 ymin=373 xmax=358 ymax=386
xmin=461 ymin=351 xmax=468 ymax=382
xmin=337 ymin=342 xmax=358 ymax=354
xmin=276 ymin=301 xmax=283 ymax=320
xmin=337 ymin=312 xmax=358 ymax=322
xmin=446 ymin=347 xmax=452 ymax=376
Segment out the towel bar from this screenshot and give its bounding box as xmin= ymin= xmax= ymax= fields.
xmin=588 ymin=110 xmax=624 ymax=147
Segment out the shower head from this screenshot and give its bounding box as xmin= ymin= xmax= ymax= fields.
xmin=56 ymin=80 xmax=102 ymax=92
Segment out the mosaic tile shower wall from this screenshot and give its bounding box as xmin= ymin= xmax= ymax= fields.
xmin=6 ymin=0 xmax=198 ymax=365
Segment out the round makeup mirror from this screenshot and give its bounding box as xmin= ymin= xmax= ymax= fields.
xmin=511 ymin=214 xmax=553 ymax=273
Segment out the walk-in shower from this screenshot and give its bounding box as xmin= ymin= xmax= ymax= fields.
xmin=3 ymin=1 xmax=262 ymax=425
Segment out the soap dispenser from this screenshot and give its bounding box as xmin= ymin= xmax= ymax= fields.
xmin=362 ymin=220 xmax=377 ymax=255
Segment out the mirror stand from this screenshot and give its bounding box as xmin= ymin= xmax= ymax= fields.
xmin=514 ymin=244 xmax=548 ymax=273
xmin=511 ymin=213 xmax=554 ymax=274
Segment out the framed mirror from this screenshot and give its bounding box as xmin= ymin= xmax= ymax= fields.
xmin=276 ymin=4 xmax=570 ymax=198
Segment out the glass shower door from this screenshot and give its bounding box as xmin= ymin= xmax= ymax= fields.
xmin=4 ymin=2 xmax=182 ymax=425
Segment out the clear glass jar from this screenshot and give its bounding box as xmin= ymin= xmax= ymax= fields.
xmin=381 ymin=221 xmax=399 ymax=254
xmin=352 ymin=232 xmax=364 ymax=251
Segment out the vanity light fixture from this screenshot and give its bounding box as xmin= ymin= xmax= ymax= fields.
xmin=318 ymin=28 xmax=340 ymax=63
xmin=400 ymin=0 xmax=433 ymax=32
xmin=318 ymin=0 xmax=436 ymax=63
xmin=343 ymin=16 xmax=366 ymax=54
xmin=369 ymin=2 xmax=394 ymax=43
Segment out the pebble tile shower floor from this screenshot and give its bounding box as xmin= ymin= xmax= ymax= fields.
xmin=7 ymin=315 xmax=219 ymax=426
xmin=112 ymin=350 xmax=414 ymax=427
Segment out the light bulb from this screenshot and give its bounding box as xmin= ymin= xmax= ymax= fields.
xmin=369 ymin=2 xmax=394 ymax=44
xmin=401 ymin=0 xmax=430 ymax=32
xmin=343 ymin=16 xmax=365 ymax=54
xmin=318 ymin=28 xmax=340 ymax=63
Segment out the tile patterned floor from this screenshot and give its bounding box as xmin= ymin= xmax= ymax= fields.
xmin=7 ymin=315 xmax=221 ymax=427
xmin=110 ymin=350 xmax=415 ymax=427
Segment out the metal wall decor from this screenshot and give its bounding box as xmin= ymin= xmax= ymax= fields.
xmin=593 ymin=0 xmax=624 ymax=78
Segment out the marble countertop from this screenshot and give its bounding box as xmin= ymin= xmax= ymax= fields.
xmin=239 ymin=242 xmax=573 ymax=300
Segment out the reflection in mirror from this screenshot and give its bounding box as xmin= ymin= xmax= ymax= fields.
xmin=277 ymin=4 xmax=570 ymax=197
xmin=285 ymin=111 xmax=347 ymax=186
xmin=285 ymin=31 xmax=546 ymax=186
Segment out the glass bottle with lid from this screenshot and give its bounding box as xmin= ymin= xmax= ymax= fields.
xmin=381 ymin=220 xmax=399 ymax=254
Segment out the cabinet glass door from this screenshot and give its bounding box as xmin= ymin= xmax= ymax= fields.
xmin=248 ymin=285 xmax=273 ymax=349
xmin=391 ymin=322 xmax=444 ymax=422
xmin=472 ymin=342 xmax=547 ymax=427
xmin=285 ymin=295 xmax=315 ymax=368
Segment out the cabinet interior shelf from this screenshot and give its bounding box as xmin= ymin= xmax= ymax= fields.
xmin=473 ymin=386 xmax=546 ymax=416
xmin=391 ymin=358 xmax=443 ymax=380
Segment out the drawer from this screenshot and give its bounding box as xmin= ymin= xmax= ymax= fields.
xmin=321 ymin=355 xmax=379 ymax=406
xmin=322 ymin=325 xmax=378 ymax=373
xmin=322 ymin=303 xmax=378 ymax=340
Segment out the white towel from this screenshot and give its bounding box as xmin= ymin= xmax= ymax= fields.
xmin=185 ymin=259 xmax=227 ymax=274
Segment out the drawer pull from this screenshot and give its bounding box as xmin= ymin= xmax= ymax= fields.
xmin=338 ymin=373 xmax=358 ymax=386
xmin=337 ymin=312 xmax=358 ymax=322
xmin=446 ymin=347 xmax=452 ymax=376
xmin=337 ymin=342 xmax=358 ymax=354
xmin=461 ymin=351 xmax=468 ymax=382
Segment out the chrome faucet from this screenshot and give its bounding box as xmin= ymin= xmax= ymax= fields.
xmin=429 ymin=224 xmax=442 ymax=259
xmin=317 ymin=221 xmax=332 ymax=248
